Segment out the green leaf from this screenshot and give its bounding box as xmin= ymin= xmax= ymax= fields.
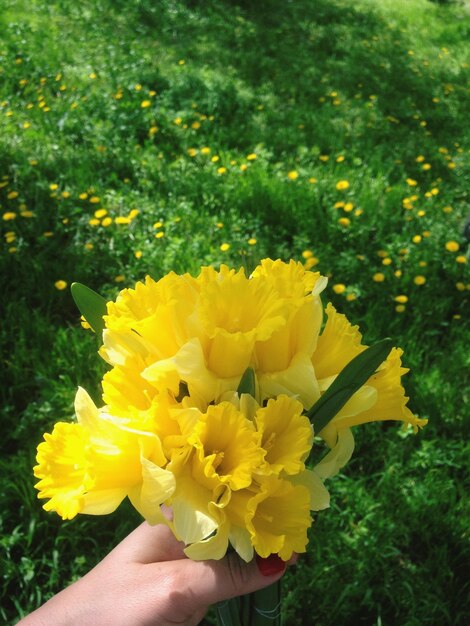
xmin=70 ymin=282 xmax=108 ymax=335
xmin=237 ymin=367 xmax=256 ymax=397
xmin=307 ymin=338 xmax=394 ymax=434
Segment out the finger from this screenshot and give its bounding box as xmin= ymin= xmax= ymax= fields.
xmin=155 ymin=551 xmax=287 ymax=609
xmin=112 ymin=522 xmax=187 ymax=564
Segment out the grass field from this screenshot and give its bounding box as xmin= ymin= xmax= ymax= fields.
xmin=1 ymin=0 xmax=469 ymax=624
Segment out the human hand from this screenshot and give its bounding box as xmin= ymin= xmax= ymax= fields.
xmin=18 ymin=521 xmax=293 ymax=626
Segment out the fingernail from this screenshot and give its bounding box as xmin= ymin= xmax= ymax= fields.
xmin=256 ymin=554 xmax=286 ymax=577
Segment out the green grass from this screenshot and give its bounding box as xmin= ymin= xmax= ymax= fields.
xmin=0 ymin=0 xmax=469 ymax=624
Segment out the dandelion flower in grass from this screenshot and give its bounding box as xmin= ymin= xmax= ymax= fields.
xmin=414 ymin=275 xmax=426 ymax=285
xmin=54 ymin=280 xmax=67 ymax=290
xmin=247 ymin=238 xmax=257 ymax=245
xmin=2 ymin=212 xmax=16 ymax=221
xmin=373 ymin=272 xmax=385 ymax=282
xmin=456 ymin=256 xmax=467 ymax=264
xmin=335 ymin=180 xmax=350 ymax=191
xmin=445 ymin=241 xmax=460 ymax=252
xmin=406 ymin=178 xmax=418 ymax=187
xmin=246 ymin=153 xmax=257 ymax=161
xmin=395 ymin=305 xmax=406 ymax=313
xmin=338 ymin=217 xmax=350 ymax=227
xmin=89 ymin=196 xmax=100 ymax=204
xmin=34 ymin=388 xmax=174 ymax=523
xmin=333 ymin=283 xmax=346 ymax=294
xmin=141 ymin=100 xmax=151 ymax=108
xmin=395 ymin=295 xmax=408 ymax=304
xmin=287 ymin=170 xmax=299 ymax=181
xmin=217 ymin=167 xmax=227 ymax=175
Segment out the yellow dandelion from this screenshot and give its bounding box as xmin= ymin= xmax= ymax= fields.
xmin=336 ymin=180 xmax=350 ymax=191
xmin=114 ymin=275 xmax=125 ymax=282
xmin=141 ymin=100 xmax=151 ymax=109
xmin=88 ymin=218 xmax=100 ymax=227
xmin=191 ymin=121 xmax=201 ymax=130
xmin=247 ymin=153 xmax=257 ymax=161
xmin=412 ymin=235 xmax=422 ymax=244
xmin=115 ymin=216 xmax=131 ymax=225
xmin=456 ymin=282 xmax=465 ymax=291
xmin=2 ymin=212 xmax=16 ymax=221
xmin=7 ymin=191 xmax=19 ymax=199
xmin=49 ymin=184 xmax=58 ymax=191
xmin=445 ymin=241 xmax=459 ymax=252
xmin=443 ymin=206 xmax=453 ymax=214
xmin=422 ymin=163 xmax=431 ymax=171
xmin=79 ymin=192 xmax=88 ymax=200
xmin=406 ymin=178 xmax=418 ymax=187
xmin=211 ymin=155 xmax=220 ymax=163
xmin=187 ymin=148 xmax=198 ymax=157
xmin=240 ymin=164 xmax=248 ymax=171
xmin=101 ymin=217 xmax=113 ymax=227
xmin=304 ymin=256 xmax=319 ymax=269
xmin=153 ymin=221 xmax=163 ymax=229
xmin=20 ymin=211 xmax=34 ymax=218
xmin=248 ymin=238 xmax=257 ymax=245
xmin=201 ymin=147 xmax=211 ymax=155
xmin=394 ymin=295 xmax=408 ymax=304
xmin=334 ymin=201 xmax=345 ymax=209
xmin=84 ymin=243 xmax=94 ymax=250
xmin=332 ymin=283 xmax=346 ymax=294
xmin=135 ymin=250 xmax=143 ymax=259
xmin=319 ymin=155 xmax=329 ymax=162
xmin=382 ymin=258 xmax=392 ymax=266
xmin=308 ymin=177 xmax=317 ymax=184
xmin=155 ymin=231 xmax=165 ymax=239
xmin=338 ymin=217 xmax=350 ymax=227
xmin=456 ymin=256 xmax=467 ymax=264
xmin=414 ymin=275 xmax=426 ymax=285
xmin=302 ymin=250 xmax=313 ymax=259
xmin=287 ymin=171 xmax=299 ymax=180
xmin=54 ymin=280 xmax=67 ymax=290
xmin=416 ymin=155 xmax=425 ymax=163
xmin=373 ymin=272 xmax=385 ymax=282
xmin=89 ymin=196 xmax=100 ymax=204
xmin=217 ymin=167 xmax=227 ymax=175
xmin=94 ymin=209 xmax=107 ymax=219
xmin=395 ymin=305 xmax=406 ymax=313
xmin=220 ymin=243 xmax=230 ymax=252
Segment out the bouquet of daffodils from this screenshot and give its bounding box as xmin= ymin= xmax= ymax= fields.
xmin=34 ymin=259 xmax=426 ymax=625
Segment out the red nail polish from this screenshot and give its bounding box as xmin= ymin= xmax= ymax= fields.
xmin=256 ymin=554 xmax=286 ymax=577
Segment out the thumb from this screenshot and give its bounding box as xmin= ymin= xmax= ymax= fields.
xmin=184 ymin=552 xmax=286 ymax=607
